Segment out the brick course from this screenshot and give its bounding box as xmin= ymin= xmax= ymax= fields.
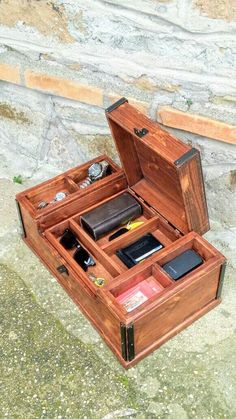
xmin=24 ymin=71 xmax=103 ymax=106
xmin=0 ymin=63 xmax=21 ymax=85
xmin=158 ymin=106 xmax=236 ymax=145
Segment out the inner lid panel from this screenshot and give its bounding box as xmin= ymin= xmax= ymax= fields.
xmin=106 ymin=99 xmax=209 ymax=236
xmin=107 ymin=118 xmax=188 ymax=233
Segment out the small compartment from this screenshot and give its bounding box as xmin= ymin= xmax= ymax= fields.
xmin=72 ymin=190 xmax=158 ymax=247
xmin=156 ymin=233 xmax=219 ymax=283
xmin=109 ymin=264 xmax=173 ymax=313
xmin=70 ymin=160 xmax=114 ymax=187
xmin=103 ymin=215 xmax=180 ymax=273
xmin=44 ymin=218 xmax=122 ymax=291
xmin=27 ymin=176 xmax=79 ymax=211
xmin=25 ymin=156 xmax=122 ymax=214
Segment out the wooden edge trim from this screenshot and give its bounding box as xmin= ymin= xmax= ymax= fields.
xmin=102 ymin=216 xmax=160 ymax=254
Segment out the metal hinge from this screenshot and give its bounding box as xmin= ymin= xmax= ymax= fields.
xmin=134 ymin=127 xmax=149 ymax=138
xmin=216 ymin=262 xmax=227 ymax=299
xmin=120 ymin=323 xmax=135 ymax=361
xmin=15 ymin=200 xmax=26 ymax=238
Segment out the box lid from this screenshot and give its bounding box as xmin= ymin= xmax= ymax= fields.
xmin=105 ymin=98 xmax=209 ymax=236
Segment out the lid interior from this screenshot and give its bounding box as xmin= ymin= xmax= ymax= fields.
xmin=106 ymin=100 xmax=209 ymax=235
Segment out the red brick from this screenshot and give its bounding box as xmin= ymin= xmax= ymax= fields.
xmin=158 ymin=106 xmax=236 ymax=145
xmin=25 ymin=70 xmax=103 ymax=106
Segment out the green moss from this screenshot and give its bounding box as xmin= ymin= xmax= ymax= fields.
xmin=186 ymin=98 xmax=193 ymax=107
xmin=13 ymin=175 xmax=23 ymax=184
xmin=0 ymin=103 xmax=30 ymax=125
xmin=117 ymin=374 xmax=130 ymax=388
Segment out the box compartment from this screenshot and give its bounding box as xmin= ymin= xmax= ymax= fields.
xmin=109 ymin=264 xmax=173 ymax=313
xmin=15 ymin=98 xmax=226 ymax=369
xmin=71 ymin=190 xmax=168 ymax=246
xmin=45 ymin=219 xmax=122 ymax=289
xmin=103 ymin=214 xmax=180 ymax=273
xmin=24 ymin=155 xmax=125 ymax=218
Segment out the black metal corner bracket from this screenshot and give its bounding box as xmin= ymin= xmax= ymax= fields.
xmin=120 ymin=323 xmax=127 ymax=361
xmin=105 ymin=97 xmax=128 ymax=113
xmin=216 ymin=262 xmax=227 ymax=299
xmin=174 ymin=148 xmax=199 ymax=167
xmin=134 ymin=127 xmax=149 ymax=138
xmin=15 ymin=199 xmax=26 ymax=238
xmin=120 ymin=323 xmax=135 ymax=362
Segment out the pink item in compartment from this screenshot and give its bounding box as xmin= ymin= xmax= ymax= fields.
xmin=117 ymin=277 xmax=163 ymax=312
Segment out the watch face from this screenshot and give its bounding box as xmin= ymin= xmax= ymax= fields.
xmin=38 ymin=201 xmax=48 ymax=209
xmin=88 ymin=163 xmax=102 ymax=179
xmin=55 ymin=192 xmax=67 ymax=201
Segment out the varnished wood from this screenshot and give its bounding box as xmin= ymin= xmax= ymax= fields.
xmin=15 ymin=99 xmax=226 ymax=368
xmin=133 ymin=263 xmax=221 ymax=354
xmin=122 ymin=299 xmax=220 ymax=369
xmin=106 ymin=101 xmax=209 ymax=235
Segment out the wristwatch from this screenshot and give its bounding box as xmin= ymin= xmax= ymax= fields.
xmin=79 ymin=160 xmax=109 ymax=189
xmin=37 ymin=191 xmax=68 ymax=209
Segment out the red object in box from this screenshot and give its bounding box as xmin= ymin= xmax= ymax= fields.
xmin=116 ymin=277 xmax=164 ymax=312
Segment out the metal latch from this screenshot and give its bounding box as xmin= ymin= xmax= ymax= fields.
xmin=134 ymin=127 xmax=149 ymax=137
xmin=57 ymin=265 xmax=69 ymax=275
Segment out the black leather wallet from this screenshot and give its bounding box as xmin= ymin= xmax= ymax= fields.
xmin=162 ymin=249 xmax=203 ymax=280
xmin=80 ymin=193 xmax=142 ymax=240
xmin=116 ymin=234 xmax=164 ymax=268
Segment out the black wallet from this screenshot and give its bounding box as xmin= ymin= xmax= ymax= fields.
xmin=162 ymin=249 xmax=203 ymax=280
xmin=116 ymin=234 xmax=164 ymax=268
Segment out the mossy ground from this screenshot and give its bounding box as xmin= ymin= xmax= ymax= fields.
xmin=0 ymin=179 xmax=236 ymax=418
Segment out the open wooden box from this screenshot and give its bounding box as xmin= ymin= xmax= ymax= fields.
xmin=16 ymin=98 xmax=226 ymax=368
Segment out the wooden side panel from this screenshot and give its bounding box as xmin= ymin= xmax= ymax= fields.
xmin=25 ymin=236 xmax=123 ymax=361
xmin=133 ymin=139 xmax=188 ymax=233
xmin=134 ymin=264 xmax=221 ymax=355
xmin=106 ymin=118 xmax=143 ymax=186
xmin=38 ymin=174 xmax=127 ymax=231
xmin=177 ymin=150 xmax=210 ymax=235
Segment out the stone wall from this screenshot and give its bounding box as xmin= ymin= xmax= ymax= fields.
xmin=0 ymin=0 xmax=235 ymax=227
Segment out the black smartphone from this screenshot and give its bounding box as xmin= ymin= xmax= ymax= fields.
xmin=162 ymin=249 xmax=203 ymax=280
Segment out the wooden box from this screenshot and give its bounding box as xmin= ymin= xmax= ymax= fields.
xmin=16 ymin=98 xmax=226 ymax=368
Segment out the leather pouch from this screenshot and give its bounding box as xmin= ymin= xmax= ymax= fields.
xmin=80 ymin=193 xmax=142 ymax=240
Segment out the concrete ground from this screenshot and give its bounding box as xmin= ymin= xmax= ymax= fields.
xmin=0 ymin=177 xmax=236 ymax=419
